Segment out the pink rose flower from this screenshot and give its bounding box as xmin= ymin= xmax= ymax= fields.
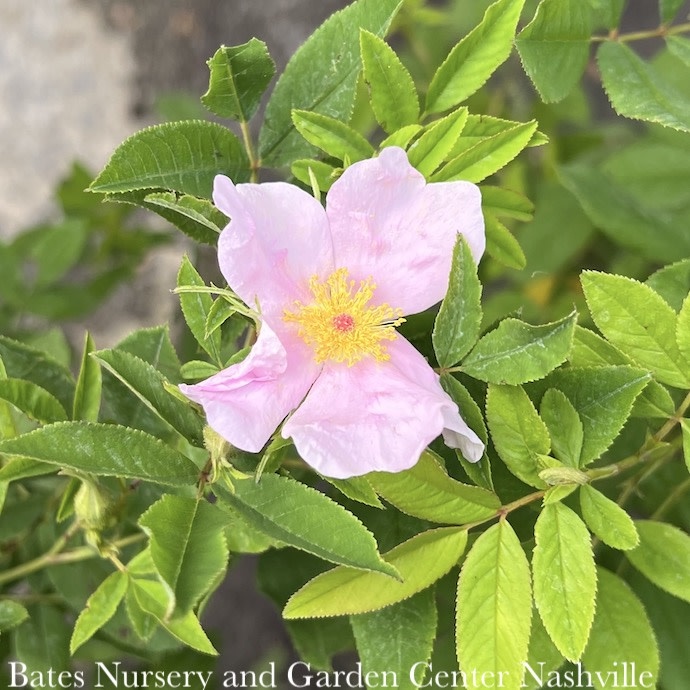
xmin=180 ymin=147 xmax=485 ymax=479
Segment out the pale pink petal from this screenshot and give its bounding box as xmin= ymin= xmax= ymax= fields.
xmin=325 ymin=147 xmax=485 ymax=316
xmin=180 ymin=322 xmax=319 ymax=453
xmin=282 ymin=337 xmax=483 ymax=478
xmin=214 ymin=175 xmax=334 ymax=327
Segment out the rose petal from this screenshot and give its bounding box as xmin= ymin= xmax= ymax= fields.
xmin=325 ymin=147 xmax=485 ymax=316
xmin=282 ymin=336 xmax=483 ymax=478
xmin=180 ymin=322 xmax=319 ymax=452
xmin=214 ymin=175 xmax=334 ymax=326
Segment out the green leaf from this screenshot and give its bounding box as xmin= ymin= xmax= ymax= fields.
xmin=139 ymin=495 xmax=228 ymax=613
xmin=579 ymin=485 xmax=639 ymax=551
xmin=682 ymin=419 xmax=690 ymax=473
xmin=360 ymin=30 xmax=419 ymax=134
xmin=481 ymin=185 xmax=534 ymax=222
xmin=93 ymin=348 xmax=203 ymax=445
xmin=283 ymin=527 xmax=468 ymax=618
xmin=540 ymin=366 xmax=650 ymax=465
xmin=533 ymin=502 xmax=597 ymax=661
xmin=28 ymin=219 xmax=88 ymax=288
xmin=581 ymin=271 xmax=690 ymax=388
xmin=217 ymin=473 xmax=395 ymax=575
xmin=0 ymin=378 xmax=67 ymax=425
xmin=89 ymin=121 xmax=250 ymax=197
xmin=368 ymin=450 xmax=500 ymax=524
xmin=582 ymin=568 xmax=659 ymax=689
xmin=0 ymin=458 xmax=56 ymax=482
xmin=522 ymin=610 xmax=564 ymax=690
xmin=486 ymin=384 xmax=550 ymax=488
xmin=70 ymin=571 xmax=128 ymax=653
xmin=516 ymin=0 xmax=593 ymax=103
xmin=433 ymin=235 xmax=482 ymax=368
xmin=0 ymin=422 xmax=200 ymax=486
xmin=291 ymin=110 xmax=375 ymax=163
xmin=456 ymin=520 xmax=532 ymax=690
xmin=666 ymin=35 xmax=690 ymax=68
xmin=677 ymin=292 xmax=690 ymax=369
xmin=259 ymin=0 xmax=402 ymax=167
xmin=591 ymin=0 xmax=625 ymax=28
xmin=72 ymin=333 xmax=101 ymax=422
xmin=425 ymin=0 xmax=526 ymax=114
xmin=117 ymin=326 xmax=182 ymax=382
xmin=597 ymin=40 xmax=690 ymax=133
xmin=626 ymin=520 xmax=690 ymax=603
xmin=647 ymin=258 xmax=690 ymax=312
xmin=15 ymin=605 xmax=70 ymax=677
xmin=380 ymin=124 xmax=423 ymax=149
xmin=463 ymin=312 xmax=576 ymax=385
xmin=325 ymin=476 xmax=383 ymax=509
xmin=143 ymin=192 xmax=226 ymax=244
xmin=177 ymin=256 xmax=223 ymax=365
xmin=539 ymin=388 xmax=583 ymax=467
xmin=291 ymin=159 xmax=340 ymax=193
xmin=431 ymin=120 xmax=538 ymax=183
xmin=660 ymin=0 xmax=687 ymax=25
xmin=407 ymin=109 xmax=468 ymax=178
xmin=202 ymin=40 xmax=275 ymax=121
xmin=484 ymin=211 xmax=527 ymax=270
xmin=351 ymin=588 xmax=436 ymax=690
xmin=0 ymin=600 xmax=29 ymax=633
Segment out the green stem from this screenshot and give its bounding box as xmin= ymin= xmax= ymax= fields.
xmin=591 ymin=21 xmax=690 ymax=43
xmin=240 ymin=121 xmax=260 ymax=183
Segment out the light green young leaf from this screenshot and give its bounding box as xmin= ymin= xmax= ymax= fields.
xmin=139 ymin=495 xmax=229 ymax=613
xmin=433 ymin=235 xmax=482 ymax=368
xmin=539 ymin=388 xmax=583 ymax=467
xmin=666 ymin=36 xmax=690 ymax=67
xmin=204 ymin=298 xmax=237 ymax=339
xmin=202 ymin=40 xmax=275 ymax=121
xmin=379 ymin=124 xmax=423 ymax=149
xmin=463 ymin=312 xmax=576 ymax=385
xmin=541 ymin=366 xmax=650 ymax=465
xmin=582 ymin=568 xmax=659 ymax=689
xmin=677 ymin=292 xmax=690 ymax=370
xmin=626 ymin=521 xmax=690 ymax=603
xmin=481 ymin=185 xmax=534 ymax=222
xmin=292 ymin=110 xmax=375 ymax=163
xmin=407 ymin=109 xmax=468 ymax=178
xmin=581 ymin=271 xmax=690 ymax=388
xmin=0 ymin=458 xmax=55 ymax=482
xmin=181 ymin=360 xmax=221 ymax=382
xmin=325 ymin=476 xmax=383 ymax=509
xmin=425 ymin=0 xmax=526 ymax=114
xmin=682 ymin=419 xmax=690 ymax=473
xmin=0 ymin=378 xmax=67 ymax=425
xmin=368 ymin=450 xmax=499 ymax=525
xmin=579 ymin=485 xmax=639 ymax=551
xmin=451 ymin=114 xmax=547 ymax=152
xmin=177 ymin=256 xmax=223 ymax=366
xmin=660 ymin=0 xmax=687 ymax=25
xmin=647 ymin=258 xmax=690 ymax=312
xmin=533 ymin=503 xmax=597 ymax=661
xmin=431 ymin=121 xmax=538 ymax=183
xmin=456 ymin=520 xmax=532 ymax=690
xmin=0 ymin=600 xmax=29 ymax=633
xmin=70 ymin=571 xmax=128 ymax=653
xmin=0 ymin=422 xmax=200 ymax=486
xmin=217 ymin=473 xmax=396 ymax=576
xmin=484 ymin=211 xmax=527 ymax=270
xmin=486 ymin=384 xmax=550 ymax=488
xmin=89 ymin=121 xmax=250 ymax=197
xmin=144 ymin=192 xmax=226 ymax=242
xmin=351 ymin=588 xmax=436 ymax=690
xmin=516 ymin=0 xmax=593 ymax=103
xmin=597 ymin=41 xmax=690 ymax=133
xmin=93 ymin=348 xmax=204 ymax=446
xmin=283 ymin=527 xmax=467 ymax=618
xmin=72 ymin=333 xmax=101 ymax=422
xmin=522 ymin=610 xmax=564 ymax=690
xmin=259 ymin=0 xmax=402 ymax=167
xmin=291 ymin=159 xmax=340 ymax=193
xmin=360 ymin=30 xmax=419 ymax=134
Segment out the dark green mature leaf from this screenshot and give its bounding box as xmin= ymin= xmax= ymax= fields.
xmin=433 ymin=236 xmax=482 ymax=368
xmin=140 ymin=495 xmax=228 ymax=613
xmin=463 ymin=312 xmax=576 ymax=385
xmin=522 ymin=611 xmax=564 ymax=690
xmin=516 ymin=0 xmax=593 ymax=103
xmin=597 ymin=41 xmax=690 ymax=133
xmin=456 ymin=520 xmax=532 ymax=690
xmin=484 ymin=211 xmax=527 ymax=269
xmin=15 ymin=605 xmax=70 ymax=677
xmin=202 ymin=40 xmax=275 ymax=121
xmin=481 ymin=185 xmax=534 ymax=222
xmin=0 ymin=458 xmax=55 ymax=482
xmin=581 ymin=271 xmax=690 ymax=388
xmin=73 ymin=333 xmax=101 ymax=422
xmin=89 ymin=121 xmax=250 ymax=197
xmin=368 ymin=451 xmax=499 ymax=525
xmin=218 ymin=474 xmax=395 ymax=575
xmin=582 ymin=568 xmax=659 ymax=689
xmin=579 ymin=485 xmax=639 ymax=551
xmin=283 ymin=527 xmax=468 ymax=618
xmin=0 ymin=423 xmax=200 ymax=486
xmin=292 ymin=111 xmax=375 ymax=163
xmin=145 ymin=192 xmax=226 ymax=241
xmin=646 ymin=258 xmax=690 ymax=311
xmin=541 ymin=366 xmax=650 ymax=465
xmin=117 ymin=326 xmax=182 ymax=383
xmin=0 ymin=379 xmax=67 ymax=425
xmin=0 ymin=600 xmax=28 ymax=633
xmin=360 ymin=30 xmax=419 ymax=134
xmin=627 ymin=521 xmax=690 ymax=603
xmin=590 ymin=0 xmax=625 ymax=28
xmin=93 ymin=348 xmax=204 ymax=445
xmin=351 ymin=589 xmax=436 ymax=690
xmin=660 ymin=0 xmax=688 ymax=25
xmin=326 ymin=475 xmax=383 ymax=509
xmin=540 ymin=388 xmax=583 ymax=467
xmin=486 ymin=384 xmax=550 ymax=487
xmin=259 ymin=0 xmax=402 ymax=167
xmin=407 ymin=109 xmax=468 ymax=178
xmin=425 ymin=0 xmax=526 ymax=114
xmin=533 ymin=503 xmax=597 ymax=661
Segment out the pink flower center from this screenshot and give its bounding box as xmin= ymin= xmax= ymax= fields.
xmin=332 ymin=313 xmax=355 ymax=333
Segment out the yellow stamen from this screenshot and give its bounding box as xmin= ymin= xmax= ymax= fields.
xmin=284 ymin=268 xmax=405 ymax=365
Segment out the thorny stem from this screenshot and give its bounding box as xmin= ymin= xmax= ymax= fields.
xmin=240 ymin=120 xmax=260 ymax=183
xmin=591 ymin=21 xmax=690 ymax=43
